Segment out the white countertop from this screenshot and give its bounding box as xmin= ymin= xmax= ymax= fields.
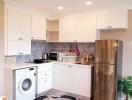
xmin=6 ymin=61 xmax=93 ymax=70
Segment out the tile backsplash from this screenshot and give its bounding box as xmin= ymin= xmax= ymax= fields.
xmin=15 ymin=40 xmax=95 ymax=62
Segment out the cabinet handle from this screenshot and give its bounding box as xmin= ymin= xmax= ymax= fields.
xmin=21 ymin=38 xmax=23 ymax=40
xmin=107 ymin=26 xmax=110 ymax=29
xmin=68 ymin=66 xmax=72 ymax=68
xmin=45 ymin=74 xmax=47 ymax=76
xmin=44 ymin=80 xmax=47 ymax=82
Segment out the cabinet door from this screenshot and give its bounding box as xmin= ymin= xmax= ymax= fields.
xmin=59 ymin=16 xmax=75 ymax=42
xmin=109 ymin=10 xmax=128 ymax=29
xmin=7 ymin=41 xmax=31 ymax=55
xmin=71 ymin=65 xmax=91 ymax=97
xmin=20 ymin=11 xmax=31 ymax=40
xmin=52 ymin=64 xmax=69 ymax=92
xmin=7 ymin=8 xmax=21 ymax=40
xmin=7 ymin=8 xmax=31 ymax=41
xmin=96 ymin=14 xmax=110 ymax=29
xmin=37 ymin=71 xmax=52 ymax=94
xmin=32 ymin=14 xmax=46 ymax=40
xmin=75 ymin=16 xmax=96 ymax=42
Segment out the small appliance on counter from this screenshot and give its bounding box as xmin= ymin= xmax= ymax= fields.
xmin=80 ymin=54 xmax=94 ymax=65
xmin=62 ymin=52 xmax=77 ymax=63
xmin=49 ymin=52 xmax=64 ymax=61
xmin=42 ymin=53 xmax=49 ymax=60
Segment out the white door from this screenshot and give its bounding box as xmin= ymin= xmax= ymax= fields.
xmin=32 ymin=14 xmax=46 ymax=40
xmin=109 ymin=10 xmax=128 ymax=29
xmin=71 ymin=65 xmax=91 ymax=97
xmin=7 ymin=40 xmax=31 ymax=55
xmin=52 ymin=64 xmax=69 ymax=92
xmin=37 ymin=71 xmax=52 ymax=94
xmin=20 ymin=11 xmax=31 ymax=40
xmin=96 ymin=14 xmax=110 ymax=29
xmin=7 ymin=8 xmax=31 ymax=41
xmin=59 ymin=16 xmax=75 ymax=42
xmin=75 ymin=16 xmax=96 ymax=42
xmin=7 ymin=8 xmax=20 ymax=40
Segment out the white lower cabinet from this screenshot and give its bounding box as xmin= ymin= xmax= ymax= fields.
xmin=52 ymin=64 xmax=70 ymax=92
xmin=37 ymin=63 xmax=52 ymax=94
xmin=71 ymin=65 xmax=91 ymax=97
xmin=52 ymin=63 xmax=92 ymax=97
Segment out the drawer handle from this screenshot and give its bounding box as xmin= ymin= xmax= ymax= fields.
xmin=45 ymin=74 xmax=47 ymax=76
xmin=44 ymin=80 xmax=47 ymax=82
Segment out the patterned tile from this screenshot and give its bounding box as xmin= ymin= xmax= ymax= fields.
xmin=16 ymin=41 xmax=95 ymax=62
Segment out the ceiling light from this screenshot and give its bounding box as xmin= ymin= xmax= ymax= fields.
xmin=57 ymin=6 xmax=64 ymax=10
xmin=85 ymin=1 xmax=93 ymax=5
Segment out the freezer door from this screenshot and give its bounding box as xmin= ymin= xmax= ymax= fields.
xmin=95 ymin=40 xmax=118 ymax=64
xmin=93 ymin=63 xmax=117 ymax=100
xmin=102 ymin=40 xmax=118 ymax=64
xmin=95 ymin=40 xmax=104 ymax=63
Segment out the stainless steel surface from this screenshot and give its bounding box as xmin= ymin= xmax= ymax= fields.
xmin=93 ymin=40 xmax=123 ymax=100
xmin=42 ymin=53 xmax=49 ymax=60
xmin=95 ymin=40 xmax=119 ymax=64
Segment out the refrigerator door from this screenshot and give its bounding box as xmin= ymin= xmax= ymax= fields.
xmin=95 ymin=40 xmax=103 ymax=63
xmin=93 ymin=63 xmax=117 ymax=100
xmin=93 ymin=63 xmax=103 ymax=100
xmin=95 ymin=40 xmax=118 ymax=64
xmin=103 ymin=64 xmax=117 ymax=100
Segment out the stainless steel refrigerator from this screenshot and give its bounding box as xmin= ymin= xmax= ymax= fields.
xmin=93 ymin=40 xmax=123 ymax=100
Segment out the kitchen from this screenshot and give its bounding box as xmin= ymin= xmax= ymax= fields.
xmin=0 ymin=0 xmax=132 ymax=100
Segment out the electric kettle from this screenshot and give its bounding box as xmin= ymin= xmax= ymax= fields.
xmin=42 ymin=53 xmax=49 ymax=60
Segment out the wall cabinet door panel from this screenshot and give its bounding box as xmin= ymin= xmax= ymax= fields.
xmin=7 ymin=41 xmax=31 ymax=55
xmin=32 ymin=14 xmax=46 ymax=40
xmin=59 ymin=16 xmax=75 ymax=42
xmin=7 ymin=8 xmax=20 ymax=40
xmin=75 ymin=16 xmax=96 ymax=42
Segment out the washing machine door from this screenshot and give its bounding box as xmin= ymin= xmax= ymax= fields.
xmin=18 ymin=74 xmax=35 ymax=94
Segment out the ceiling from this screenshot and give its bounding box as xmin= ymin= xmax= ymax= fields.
xmin=5 ymin=0 xmax=132 ymax=15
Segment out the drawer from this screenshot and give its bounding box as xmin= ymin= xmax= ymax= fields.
xmin=37 ymin=63 xmax=52 ymax=72
xmin=37 ymin=78 xmax=52 ymax=94
xmin=37 ymin=70 xmax=52 ymax=79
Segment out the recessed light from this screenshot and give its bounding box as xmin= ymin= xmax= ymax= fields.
xmin=57 ymin=6 xmax=64 ymax=10
xmin=85 ymin=1 xmax=93 ymax=5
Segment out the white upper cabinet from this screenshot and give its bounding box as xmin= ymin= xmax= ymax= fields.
xmin=75 ymin=16 xmax=96 ymax=42
xmin=59 ymin=15 xmax=97 ymax=42
xmin=7 ymin=8 xmax=31 ymax=41
xmin=7 ymin=41 xmax=31 ymax=56
xmin=109 ymin=10 xmax=128 ymax=29
xmin=5 ymin=7 xmax=31 ymax=55
xmin=96 ymin=14 xmax=110 ymax=29
xmin=96 ymin=9 xmax=128 ymax=29
xmin=32 ymin=13 xmax=46 ymax=40
xmin=59 ymin=16 xmax=75 ymax=42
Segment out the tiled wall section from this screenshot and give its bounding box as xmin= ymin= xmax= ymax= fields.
xmin=50 ymin=42 xmax=95 ymax=58
xmin=16 ymin=40 xmax=95 ymax=62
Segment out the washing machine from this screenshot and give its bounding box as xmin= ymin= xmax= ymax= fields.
xmin=14 ymin=66 xmax=36 ymax=100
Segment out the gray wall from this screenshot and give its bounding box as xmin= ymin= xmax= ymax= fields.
xmin=100 ymin=10 xmax=132 ymax=76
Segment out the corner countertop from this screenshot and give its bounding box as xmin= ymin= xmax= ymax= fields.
xmin=5 ymin=61 xmax=93 ymax=70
